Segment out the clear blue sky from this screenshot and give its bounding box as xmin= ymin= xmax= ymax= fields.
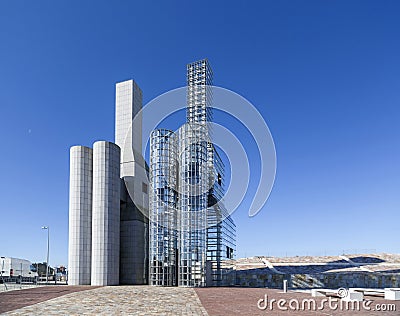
xmin=0 ymin=0 xmax=399 ymax=266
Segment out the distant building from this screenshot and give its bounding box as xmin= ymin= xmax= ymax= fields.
xmin=0 ymin=257 xmax=38 ymax=279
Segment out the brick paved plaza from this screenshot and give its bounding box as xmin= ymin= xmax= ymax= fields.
xmin=1 ymin=286 xmax=399 ymax=315
xmin=0 ymin=286 xmax=207 ymax=315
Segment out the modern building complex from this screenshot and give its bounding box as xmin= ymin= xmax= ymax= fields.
xmin=68 ymin=59 xmax=236 ymax=287
xmin=68 ymin=80 xmax=148 ymax=286
xmin=149 ymin=59 xmax=236 ymax=287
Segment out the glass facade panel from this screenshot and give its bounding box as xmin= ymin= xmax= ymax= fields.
xmin=149 ymin=129 xmax=178 ymax=286
xmin=149 ymin=59 xmax=236 ymax=287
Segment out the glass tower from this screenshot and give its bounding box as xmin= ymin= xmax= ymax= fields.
xmin=149 ymin=129 xmax=179 ymax=286
xmin=149 ymin=59 xmax=236 ymax=287
xmin=178 ymin=123 xmax=209 ymax=286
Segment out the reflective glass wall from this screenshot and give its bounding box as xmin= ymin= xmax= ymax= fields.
xmin=149 ymin=129 xmax=178 ymax=286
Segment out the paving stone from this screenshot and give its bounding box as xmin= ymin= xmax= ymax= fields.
xmin=2 ymin=286 xmax=208 ymax=316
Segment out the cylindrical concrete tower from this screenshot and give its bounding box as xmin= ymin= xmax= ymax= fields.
xmin=91 ymin=141 xmax=121 ymax=286
xmin=68 ymin=146 xmax=93 ymax=285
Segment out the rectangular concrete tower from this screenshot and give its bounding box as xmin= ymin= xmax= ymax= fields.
xmin=68 ymin=146 xmax=93 ymax=285
xmin=91 ymin=141 xmax=121 ymax=286
xmin=115 ymin=79 xmax=149 ymax=285
xmin=115 ymin=79 xmax=143 ymax=177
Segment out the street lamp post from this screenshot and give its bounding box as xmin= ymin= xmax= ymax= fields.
xmin=41 ymin=226 xmax=49 ymax=284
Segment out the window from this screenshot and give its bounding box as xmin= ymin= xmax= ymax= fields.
xmin=142 ymin=182 xmax=148 ymax=194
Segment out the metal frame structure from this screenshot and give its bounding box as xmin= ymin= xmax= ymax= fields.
xmin=177 ymin=59 xmax=213 ymax=286
xmin=178 ymin=123 xmax=209 ymax=286
xmin=149 ymin=59 xmax=236 ymax=287
xmin=186 ymin=59 xmax=213 ymax=125
xmin=206 ymin=143 xmax=236 ymax=286
xmin=149 ymin=129 xmax=179 ymax=286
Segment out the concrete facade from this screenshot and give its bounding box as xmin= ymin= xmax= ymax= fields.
xmin=118 ymin=159 xmax=149 ymax=285
xmin=115 ymin=79 xmax=149 ymax=285
xmin=119 ymin=200 xmax=148 ymax=285
xmin=68 ymin=146 xmax=93 ymax=285
xmin=68 ymin=79 xmax=148 ymax=286
xmin=91 ymin=141 xmax=121 ymax=286
xmin=115 ymin=79 xmax=143 ymax=178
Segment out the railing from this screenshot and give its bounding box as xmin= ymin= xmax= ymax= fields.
xmin=1 ymin=276 xmax=68 ymax=292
